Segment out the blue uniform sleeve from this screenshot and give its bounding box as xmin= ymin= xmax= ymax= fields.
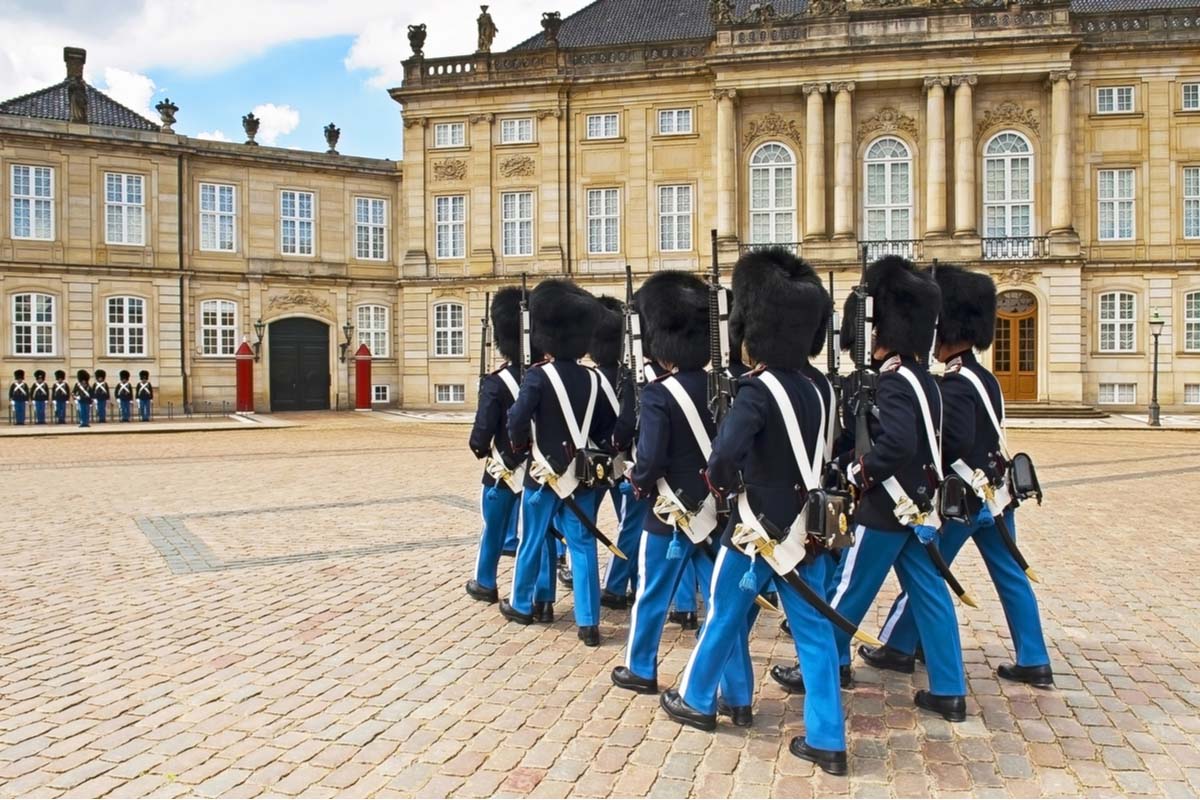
xmin=939 ymin=374 xmax=976 ymax=466
xmin=706 ymin=379 xmax=769 ymax=495
xmin=469 ymin=376 xmax=501 ymax=458
xmin=629 ymin=383 xmax=670 ymax=494
xmin=860 ymin=372 xmax=918 ymax=486
xmin=507 ymin=368 xmax=542 ymax=453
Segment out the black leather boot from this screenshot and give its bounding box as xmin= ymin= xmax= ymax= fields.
xmin=659 ymin=690 xmax=716 ymax=732
xmin=577 ymin=625 xmax=600 ymax=647
xmin=498 ymin=599 xmax=533 ymax=625
xmin=769 ymin=663 xmax=853 ymax=694
xmin=532 ymin=601 xmax=554 ymax=623
xmin=716 ymin=699 xmax=753 ymax=728
xmin=611 ymin=666 xmax=658 ymax=694
xmin=465 ymin=579 xmax=498 ymax=604
xmin=600 ymin=590 xmax=628 ymax=610
xmin=556 ymin=558 xmax=573 ymax=588
xmin=858 ymin=643 xmax=916 ymax=674
xmin=914 ymin=690 xmax=966 ymax=722
xmin=789 ymin=737 xmax=848 ymax=776
xmin=997 ymin=663 xmax=1054 ymax=688
xmin=668 ymin=611 xmax=698 ymax=630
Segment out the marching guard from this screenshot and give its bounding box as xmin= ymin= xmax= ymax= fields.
xmin=72 ymin=369 xmax=93 ymax=428
xmin=9 ymin=369 xmax=28 ymax=425
xmin=31 ymin=369 xmax=49 ymax=425
xmin=51 ymin=369 xmax=70 ymax=424
xmin=93 ymin=369 xmax=110 ymax=424
xmin=861 ymin=264 xmax=1054 ymax=688
xmin=115 ymin=370 xmax=134 ymax=423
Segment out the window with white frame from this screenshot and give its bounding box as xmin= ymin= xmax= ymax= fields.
xmin=200 ymin=299 xmax=238 ymax=356
xmin=435 ymin=384 xmax=466 ymax=404
xmin=434 ymin=122 xmax=465 ymax=148
xmin=1097 ymin=86 xmax=1134 ymax=114
xmin=357 ymin=304 xmax=389 ymax=358
xmin=11 ymin=165 xmax=53 ymax=240
xmin=1186 ymin=291 xmax=1200 ymax=352
xmin=280 ymin=190 xmax=314 ymax=255
xmin=105 ymin=172 xmax=144 ymax=245
xmin=1098 ymin=169 xmax=1135 ymax=241
xmin=500 ymin=118 xmax=534 ymax=144
xmin=983 ymin=132 xmax=1035 ymax=258
xmin=501 ymin=191 xmax=533 ymax=257
xmin=433 ymin=302 xmax=465 ymax=357
xmin=11 ymin=293 xmax=55 ymax=356
xmin=1098 ymin=291 xmax=1136 ymax=353
xmin=372 ymin=384 xmax=390 ymax=403
xmin=355 ymin=197 xmax=387 ymax=260
xmin=1185 ymin=384 xmax=1200 ymax=405
xmin=1186 ymin=168 xmax=1200 ymax=239
xmin=434 ymin=195 xmax=466 ymax=259
xmin=106 ymin=296 xmax=147 ymax=357
xmin=1098 ymin=383 xmax=1136 ymax=404
xmin=586 ymin=188 xmax=620 ymax=254
xmin=749 ymin=143 xmax=796 ymax=245
xmin=1184 ymin=83 xmax=1200 ymax=111
xmin=658 ymin=108 xmax=693 ymax=135
xmin=586 ymin=113 xmax=619 ymax=139
xmin=199 ymin=182 xmax=236 ymax=252
xmin=658 ymin=185 xmax=693 ymax=251
xmin=863 ymin=137 xmax=912 ymax=249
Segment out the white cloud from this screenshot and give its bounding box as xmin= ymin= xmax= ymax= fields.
xmin=195 ymin=129 xmax=231 ymax=142
xmin=252 ymin=103 xmax=299 ymax=146
xmin=98 ymin=67 xmax=157 ymax=121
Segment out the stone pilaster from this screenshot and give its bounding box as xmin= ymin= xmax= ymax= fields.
xmin=714 ymin=89 xmax=739 ymax=241
xmin=802 ymin=83 xmax=827 ymax=240
xmin=1048 ymin=70 xmax=1077 ymax=235
xmin=924 ymin=76 xmax=950 ymax=238
xmin=952 ymin=75 xmax=978 ymax=237
xmin=832 ymin=81 xmax=855 ymax=240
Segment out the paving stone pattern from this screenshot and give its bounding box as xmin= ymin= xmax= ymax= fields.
xmin=0 ymin=415 xmax=1198 ymax=798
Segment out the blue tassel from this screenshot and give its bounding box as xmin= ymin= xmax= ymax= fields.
xmin=666 ymin=532 xmax=683 ymax=560
xmin=739 ymin=557 xmax=757 ymax=593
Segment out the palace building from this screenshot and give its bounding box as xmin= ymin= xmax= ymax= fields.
xmin=5 ymin=1 xmax=1200 ymax=413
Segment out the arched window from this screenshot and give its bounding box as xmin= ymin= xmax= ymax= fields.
xmin=106 ymin=296 xmax=147 ymax=357
xmin=863 ymin=137 xmax=912 ymax=258
xmin=983 ymin=132 xmax=1034 ymax=259
xmin=357 ymin=304 xmax=390 ymax=358
xmin=749 ymin=143 xmax=795 ymax=245
xmin=1185 ymin=291 xmax=1200 ymax=352
xmin=433 ymin=301 xmax=465 ymax=357
xmin=1098 ymin=291 xmax=1136 ymax=353
xmin=12 ymin=292 xmax=55 ymax=356
xmin=200 ymin=299 xmax=238 ymax=356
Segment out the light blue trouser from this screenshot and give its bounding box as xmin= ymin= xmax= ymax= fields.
xmin=510 ymin=486 xmax=602 ymax=625
xmin=119 ymin=399 xmax=131 ymax=422
xmin=77 ymin=399 xmax=90 ymax=427
xmin=878 ymin=509 xmax=1049 ymax=668
xmin=54 ymin=399 xmax=66 ymax=423
xmin=671 ymin=559 xmax=699 ymax=613
xmin=831 ymin=525 xmax=967 ymax=696
xmin=475 ymin=483 xmax=521 ymax=591
xmin=503 ymin=489 xmax=520 ymax=553
xmin=33 ymin=400 xmax=46 ymax=424
xmin=624 ymin=532 xmax=707 ymax=679
xmin=96 ymin=399 xmax=107 ymax=423
xmin=12 ymin=400 xmax=25 ymax=425
xmin=139 ymin=398 xmax=151 ymax=421
xmin=679 ymin=545 xmax=846 ymax=751
xmin=602 ymin=482 xmax=649 ymax=597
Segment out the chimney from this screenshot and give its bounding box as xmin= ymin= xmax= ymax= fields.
xmin=64 ymin=47 xmax=86 ymax=81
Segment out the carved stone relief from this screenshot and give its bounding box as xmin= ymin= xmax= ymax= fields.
xmin=268 ymin=291 xmax=332 ymax=315
xmin=977 ymin=101 xmax=1040 ymax=137
xmin=857 ymin=107 xmax=918 ymax=143
xmin=499 ymin=155 xmax=536 ymax=178
xmin=432 ymin=159 xmax=468 ymax=181
xmin=743 ymin=112 xmax=803 ymax=148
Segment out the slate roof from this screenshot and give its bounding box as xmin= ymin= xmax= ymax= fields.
xmin=0 ymin=80 xmax=159 ymax=131
xmin=511 ymin=0 xmax=1200 ymax=51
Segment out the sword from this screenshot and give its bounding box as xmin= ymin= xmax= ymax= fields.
xmin=992 ymin=511 xmax=1039 ymax=583
xmin=923 ymin=539 xmax=978 ymax=607
xmin=560 ymin=493 xmax=627 ymax=560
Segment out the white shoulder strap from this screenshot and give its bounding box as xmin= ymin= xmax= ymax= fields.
xmin=896 ymin=366 xmax=943 ymax=481
xmin=496 ymin=368 xmax=520 ymax=402
xmin=659 ymin=376 xmax=713 ymax=460
xmin=756 ymin=371 xmax=823 ymax=492
xmin=542 ymin=363 xmax=597 ymax=451
xmin=955 ymin=367 xmax=1009 ymax=456
xmin=595 ymin=369 xmax=619 ymax=415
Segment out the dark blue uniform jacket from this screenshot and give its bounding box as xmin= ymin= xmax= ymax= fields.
xmin=470 ymin=363 xmax=521 ymax=487
xmin=941 ymin=349 xmax=1005 ymax=513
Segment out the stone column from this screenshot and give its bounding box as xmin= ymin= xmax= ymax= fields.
xmin=924 ymin=76 xmax=950 ymax=238
xmin=952 ymin=75 xmax=978 ymax=237
xmin=401 ymin=116 xmax=429 ymax=275
xmin=469 ymin=112 xmax=495 ymax=272
xmin=715 ymin=89 xmax=739 ymax=241
xmin=1049 ymin=70 xmax=1076 ymax=234
xmin=832 ymin=81 xmax=855 ymax=239
xmin=802 ymin=83 xmax=827 ymax=240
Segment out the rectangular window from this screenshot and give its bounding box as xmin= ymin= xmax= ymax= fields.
xmin=104 ymin=172 xmax=144 ymax=245
xmin=658 ymin=185 xmax=693 ymax=252
xmin=1186 ymin=168 xmax=1200 ymax=240
xmin=280 ymin=190 xmax=314 ymax=255
xmin=1098 ymin=169 xmax=1135 ymax=241
xmin=433 ymin=302 xmax=465 ymax=357
xmin=199 ymin=182 xmax=236 ymax=252
xmin=501 ymin=191 xmax=534 ymax=257
xmin=1097 ymin=86 xmax=1134 ymax=114
xmin=200 ymin=299 xmax=238 ymax=356
xmin=586 ymin=113 xmax=619 ymax=140
xmin=434 ymin=122 xmax=465 ymax=148
xmin=500 ymin=118 xmax=534 ymax=144
xmin=1185 ymin=83 xmax=1200 ymax=111
xmin=435 ymin=384 xmax=466 ymax=404
xmin=586 ymin=188 xmax=620 ymax=254
xmin=106 ymin=296 xmax=147 ymax=357
xmin=12 ymin=293 xmax=55 ymax=356
xmin=1098 ymin=291 xmax=1136 ymax=353
xmin=434 ymin=195 xmax=466 ymax=259
xmin=355 ymin=197 xmax=387 ymax=260
xmin=1185 ymin=384 xmax=1200 ymax=405
xmin=1186 ymin=292 xmax=1200 ymax=352
xmin=1098 ymin=383 xmax=1136 ymax=404
xmin=657 ymin=108 xmax=693 ymax=135
xmin=357 ymin=304 xmax=389 ymax=358
xmin=11 ymin=165 xmax=54 ymax=240
xmin=372 ymin=384 xmax=390 ymax=403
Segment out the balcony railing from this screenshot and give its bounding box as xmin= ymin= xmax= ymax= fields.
xmin=982 ymin=236 xmax=1048 ymax=260
xmin=738 ymin=241 xmax=801 ymax=254
xmin=862 ymin=239 xmax=923 ymax=262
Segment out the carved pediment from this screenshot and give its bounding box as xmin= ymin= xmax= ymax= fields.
xmin=743 ymin=112 xmax=802 ymax=148
xmin=977 ymin=101 xmax=1040 ymax=137
xmin=499 ymin=155 xmax=536 ymax=178
xmin=857 ymin=107 xmax=918 ymax=143
xmin=268 ymin=290 xmax=332 ymax=315
xmin=432 ymin=159 xmax=468 ymax=181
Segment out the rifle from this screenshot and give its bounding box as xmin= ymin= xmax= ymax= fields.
xmin=826 ymin=271 xmax=842 ymax=452
xmin=478 ymin=291 xmax=491 ymax=391
xmin=623 ymin=264 xmax=646 ymax=417
xmin=851 ymin=245 xmax=876 ymax=464
xmin=706 ymin=229 xmax=733 ymax=423
xmin=928 ymin=259 xmax=939 ymax=366
xmin=518 ymin=273 xmax=531 ymax=382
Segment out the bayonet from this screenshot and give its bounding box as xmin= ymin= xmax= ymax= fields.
xmin=478 ymin=291 xmax=491 ymax=391
xmin=518 ymin=273 xmax=531 ymax=382
xmin=706 ymin=229 xmax=733 ymax=423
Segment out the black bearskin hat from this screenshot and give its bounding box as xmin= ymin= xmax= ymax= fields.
xmin=530 ymin=279 xmax=600 ymax=361
xmin=724 ymin=287 xmax=746 ymax=373
xmin=589 ymin=295 xmax=624 ymax=368
xmin=934 ymin=265 xmax=997 ymax=351
xmin=490 ymin=286 xmax=521 ymax=363
xmin=868 ymin=256 xmax=941 ymax=356
xmin=731 ymin=248 xmax=824 ymax=370
xmin=634 ymin=271 xmax=710 ymax=371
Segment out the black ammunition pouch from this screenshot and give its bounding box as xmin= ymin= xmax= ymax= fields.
xmin=938 ymin=474 xmax=972 ymax=525
xmin=802 ymin=488 xmax=855 ymax=550
xmin=574 ymin=448 xmax=615 ymax=489
xmin=1008 ymin=452 xmax=1043 ymax=505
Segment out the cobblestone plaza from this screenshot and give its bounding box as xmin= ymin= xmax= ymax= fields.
xmin=0 ymin=417 xmax=1197 ymax=798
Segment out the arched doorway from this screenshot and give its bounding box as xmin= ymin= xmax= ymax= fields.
xmin=995 ymin=290 xmax=1037 ymax=401
xmin=269 ymin=318 xmax=330 ymax=411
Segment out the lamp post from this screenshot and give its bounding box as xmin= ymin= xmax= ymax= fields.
xmin=252 ymin=318 xmax=266 ymax=362
xmin=1149 ymin=310 xmax=1164 ymax=427
xmin=339 ymin=321 xmax=355 ymax=363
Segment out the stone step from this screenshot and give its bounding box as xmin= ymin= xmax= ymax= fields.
xmin=1005 ymin=402 xmax=1109 ymax=419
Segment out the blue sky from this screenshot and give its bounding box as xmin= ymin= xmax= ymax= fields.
xmin=0 ymin=0 xmax=593 ymax=160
